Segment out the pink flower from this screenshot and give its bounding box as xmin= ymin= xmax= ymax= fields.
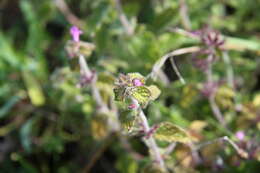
xmin=70 ymin=26 xmax=83 ymax=42
xmin=235 ymin=131 xmax=245 ymax=141
xmin=128 ymin=103 xmax=137 ymax=109
xmin=132 ymin=79 xmax=143 ymax=86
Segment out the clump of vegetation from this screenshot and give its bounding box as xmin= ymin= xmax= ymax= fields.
xmin=0 ymin=0 xmax=259 ymax=172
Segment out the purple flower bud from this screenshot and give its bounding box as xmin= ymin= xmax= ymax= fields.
xmin=132 ymin=79 xmax=143 ymax=86
xmin=235 ymin=131 xmax=245 ymax=141
xmin=70 ymin=26 xmax=83 ymax=42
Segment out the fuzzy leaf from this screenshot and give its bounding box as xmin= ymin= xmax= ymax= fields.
xmin=131 ymin=86 xmax=151 ymax=106
xmin=114 ymin=87 xmax=125 ymax=101
xmin=154 ymin=122 xmax=190 ymax=143
xmin=119 ymin=110 xmax=137 ymax=132
xmin=147 ymin=85 xmax=161 ymax=100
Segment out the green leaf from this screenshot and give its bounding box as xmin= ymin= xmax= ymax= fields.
xmin=225 ymin=36 xmax=260 ymax=51
xmin=0 ymin=95 xmax=21 ymax=118
xmin=149 ymin=8 xmax=177 ymax=32
xmin=22 ymin=71 xmax=45 ymax=106
xmin=147 ymin=85 xmax=161 ymax=101
xmin=114 ymin=87 xmax=125 ymax=101
xmin=116 ymin=155 xmax=139 ymax=173
xmin=20 ymin=118 xmax=35 ymax=152
xmin=130 ymin=86 xmax=151 ymax=107
xmin=154 ymin=122 xmax=190 ymax=143
xmin=119 ymin=110 xmax=137 ymax=132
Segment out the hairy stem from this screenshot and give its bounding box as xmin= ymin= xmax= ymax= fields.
xmin=79 ymin=54 xmax=108 ymax=112
xmin=131 ymin=98 xmax=165 ymax=169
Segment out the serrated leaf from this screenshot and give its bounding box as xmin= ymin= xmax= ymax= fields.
xmin=130 ymin=86 xmax=151 ymax=107
xmin=154 ymin=122 xmax=190 ymax=143
xmin=119 ymin=110 xmax=137 ymax=132
xmin=114 ymin=87 xmax=125 ymax=101
xmin=147 ymin=85 xmax=161 ymax=100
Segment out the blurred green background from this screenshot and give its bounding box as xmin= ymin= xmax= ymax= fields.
xmin=0 ymin=0 xmax=260 ymax=172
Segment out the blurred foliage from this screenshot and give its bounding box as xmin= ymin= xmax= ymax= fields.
xmin=0 ymin=0 xmax=260 ymax=172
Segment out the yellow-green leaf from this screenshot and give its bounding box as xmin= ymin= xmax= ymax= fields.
xmin=131 ymin=86 xmax=151 ymax=107
xmin=154 ymin=122 xmax=190 ymax=143
xmin=147 ymin=85 xmax=161 ymax=100
xmin=114 ymin=87 xmax=125 ymax=101
xmin=119 ymin=110 xmax=137 ymax=132
xmin=22 ymin=71 xmax=45 ymax=106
